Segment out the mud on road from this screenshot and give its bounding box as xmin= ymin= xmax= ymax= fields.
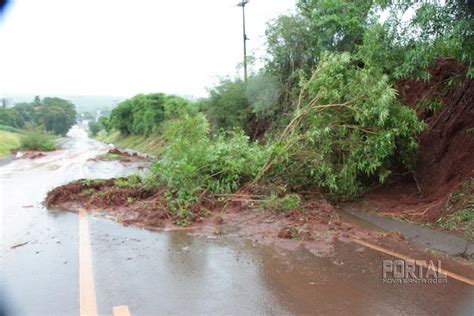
xmin=45 ymin=177 xmax=465 ymax=260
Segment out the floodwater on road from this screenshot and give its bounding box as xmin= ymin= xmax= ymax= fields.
xmin=1 ymin=126 xmax=473 ymax=315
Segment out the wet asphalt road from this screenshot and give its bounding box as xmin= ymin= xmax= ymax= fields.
xmin=1 ymin=126 xmax=473 ymax=315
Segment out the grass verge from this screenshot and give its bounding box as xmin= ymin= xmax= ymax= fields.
xmin=0 ymin=130 xmax=21 ymax=157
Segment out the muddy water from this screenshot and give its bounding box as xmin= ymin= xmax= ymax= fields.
xmin=1 ymin=126 xmax=473 ymax=315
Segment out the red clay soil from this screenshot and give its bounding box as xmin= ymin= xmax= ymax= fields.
xmin=45 ymin=179 xmax=380 ymax=255
xmin=13 ymin=150 xmax=48 ymax=159
xmin=357 ymin=58 xmax=474 ymax=222
xmin=90 ymin=148 xmax=148 ymax=162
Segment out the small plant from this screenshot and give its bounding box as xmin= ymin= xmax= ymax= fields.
xmin=416 ymin=98 xmax=443 ymax=114
xmin=114 ymin=175 xmax=141 ymax=189
xmin=261 ymin=193 xmax=302 ymax=212
xmin=127 ymin=197 xmax=136 ymax=204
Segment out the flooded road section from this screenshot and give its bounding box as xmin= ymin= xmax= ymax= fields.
xmin=1 ymin=126 xmax=473 ymax=315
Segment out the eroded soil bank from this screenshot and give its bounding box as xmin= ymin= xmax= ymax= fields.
xmin=350 ymin=58 xmax=473 ymax=239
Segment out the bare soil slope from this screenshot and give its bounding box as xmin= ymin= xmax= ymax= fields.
xmin=358 ymin=58 xmax=474 ymax=223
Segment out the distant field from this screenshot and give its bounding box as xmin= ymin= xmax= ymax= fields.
xmin=0 ymin=130 xmax=21 ymax=157
xmin=97 ymin=131 xmax=163 ymax=156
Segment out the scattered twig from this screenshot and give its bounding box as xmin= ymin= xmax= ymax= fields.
xmin=11 ymin=242 xmax=28 ymax=249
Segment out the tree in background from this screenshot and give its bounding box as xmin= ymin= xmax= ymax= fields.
xmin=37 ymin=97 xmax=77 ymax=135
xmin=109 ymin=93 xmax=191 ymax=136
xmin=88 ymin=121 xmax=101 ymax=136
xmin=0 ymin=97 xmax=77 ymax=136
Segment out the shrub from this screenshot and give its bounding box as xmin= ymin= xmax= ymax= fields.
xmin=20 ymin=131 xmax=56 ymax=151
xmin=149 ymin=113 xmax=267 ymax=220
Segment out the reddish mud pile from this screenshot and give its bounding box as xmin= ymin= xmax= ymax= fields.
xmin=45 ymin=179 xmax=377 ymax=255
xmin=359 ymin=58 xmax=474 ymax=222
xmin=90 ymin=148 xmax=148 ymax=163
xmin=13 ymin=150 xmax=48 ymax=159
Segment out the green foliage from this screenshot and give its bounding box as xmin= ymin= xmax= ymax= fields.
xmin=114 ymin=175 xmax=141 ymax=189
xmin=203 ymin=74 xmax=282 ymax=137
xmin=0 ymin=107 xmax=25 ymax=128
xmin=20 ymin=130 xmax=56 ymax=151
xmin=109 ymin=93 xmax=192 ymax=135
xmin=0 ymin=97 xmax=77 ymax=136
xmin=265 ymin=14 xmax=316 ymax=83
xmin=98 ymin=116 xmax=112 ymax=133
xmin=297 ymin=0 xmax=372 ymax=53
xmin=37 ymin=97 xmax=77 ymax=135
xmin=359 ymin=0 xmax=474 ymax=79
xmin=204 ymin=79 xmax=251 ymax=132
xmin=149 ymin=113 xmax=266 ymax=221
xmin=0 ymin=130 xmax=21 ymax=157
xmin=261 ymin=52 xmax=425 ymax=197
xmin=88 ymin=121 xmax=101 ymax=136
xmin=415 ymin=98 xmax=443 ymax=114
xmin=261 ymin=193 xmax=302 ymax=212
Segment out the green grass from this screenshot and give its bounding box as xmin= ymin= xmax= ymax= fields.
xmin=97 ymin=131 xmax=164 ymax=156
xmin=0 ymin=130 xmax=21 ymax=157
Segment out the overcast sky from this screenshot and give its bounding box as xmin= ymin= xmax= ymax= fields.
xmin=0 ymin=0 xmax=295 ymax=98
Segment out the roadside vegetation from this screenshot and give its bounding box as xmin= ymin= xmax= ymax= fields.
xmin=0 ymin=131 xmax=21 ymax=157
xmin=78 ymin=0 xmax=473 ymax=225
xmin=435 ymin=178 xmax=474 ymax=240
xmin=0 ymin=96 xmax=77 ymax=153
xmin=19 ymin=129 xmax=57 ymax=152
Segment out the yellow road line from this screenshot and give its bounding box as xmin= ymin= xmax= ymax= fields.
xmin=113 ymin=305 xmax=131 ymax=316
xmin=79 ymin=208 xmax=98 ymax=316
xmin=352 ymin=238 xmax=474 ymax=286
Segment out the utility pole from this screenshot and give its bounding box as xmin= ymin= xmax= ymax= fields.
xmin=237 ymin=0 xmax=249 ymax=83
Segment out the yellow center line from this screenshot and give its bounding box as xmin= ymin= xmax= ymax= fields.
xmin=351 ymin=238 xmax=474 ymax=286
xmin=79 ymin=208 xmax=98 ymax=316
xmin=113 ymin=305 xmax=131 ymax=316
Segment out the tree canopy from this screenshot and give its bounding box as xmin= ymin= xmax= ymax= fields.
xmin=0 ymin=96 xmax=77 ymax=135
